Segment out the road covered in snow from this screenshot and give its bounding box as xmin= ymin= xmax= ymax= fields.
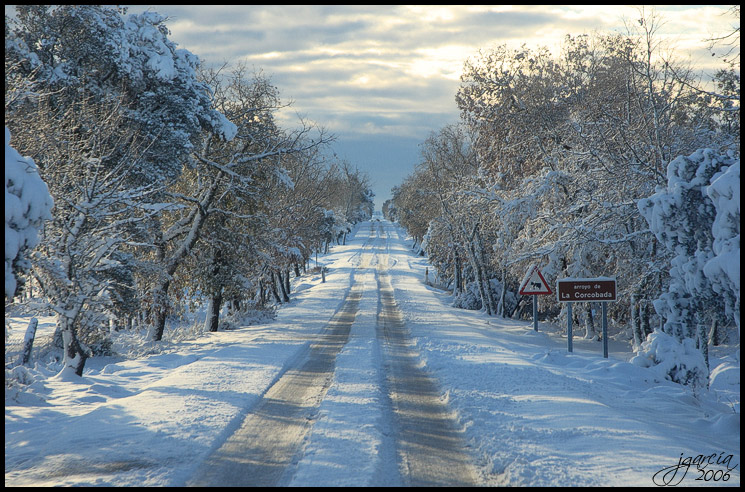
xmin=5 ymin=219 xmax=740 ymax=487
xmin=188 ymin=222 xmax=478 ymax=486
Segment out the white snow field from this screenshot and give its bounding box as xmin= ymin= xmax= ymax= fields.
xmin=5 ymin=219 xmax=740 ymax=487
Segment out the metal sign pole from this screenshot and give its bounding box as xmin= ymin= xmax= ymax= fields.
xmin=567 ymin=303 xmax=573 ymax=352
xmin=602 ymin=302 xmax=608 ymax=358
xmin=519 ymin=265 xmax=552 ymax=333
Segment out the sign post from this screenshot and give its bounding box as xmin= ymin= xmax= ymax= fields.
xmin=566 ymin=303 xmax=573 ymax=352
xmin=519 ymin=265 xmax=553 ymax=332
xmin=602 ymin=302 xmax=608 ymax=358
xmin=557 ymin=278 xmax=616 ymax=357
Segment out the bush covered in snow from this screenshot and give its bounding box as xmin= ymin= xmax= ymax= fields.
xmin=631 ymin=329 xmax=709 ymax=390
xmin=452 ymin=277 xmax=516 ymax=315
xmin=452 ymin=280 xmax=483 ymax=310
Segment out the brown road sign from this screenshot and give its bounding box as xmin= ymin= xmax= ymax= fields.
xmin=557 ymin=279 xmax=616 ymax=302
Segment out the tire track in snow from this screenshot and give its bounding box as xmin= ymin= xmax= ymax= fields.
xmin=186 ymin=234 xmax=377 ymax=486
xmin=376 ymin=233 xmax=481 ymax=487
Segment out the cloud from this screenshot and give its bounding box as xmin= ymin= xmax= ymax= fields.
xmin=120 ymin=5 xmax=736 ymax=208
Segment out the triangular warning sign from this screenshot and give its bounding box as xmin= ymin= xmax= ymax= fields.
xmin=519 ymin=265 xmax=552 ymax=295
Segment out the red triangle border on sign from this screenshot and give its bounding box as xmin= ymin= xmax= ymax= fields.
xmin=518 ymin=265 xmax=553 ymax=295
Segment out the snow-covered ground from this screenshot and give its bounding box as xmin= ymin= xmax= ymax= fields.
xmin=5 ymin=220 xmax=740 ymax=486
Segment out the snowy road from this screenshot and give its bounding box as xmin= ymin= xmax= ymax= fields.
xmin=188 ymin=221 xmax=480 ymax=486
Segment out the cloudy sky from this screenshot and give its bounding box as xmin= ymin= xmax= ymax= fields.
xmin=108 ymin=6 xmax=743 ymax=207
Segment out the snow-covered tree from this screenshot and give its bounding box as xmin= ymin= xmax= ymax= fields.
xmin=5 ymin=5 xmax=375 ymax=370
xmin=4 ymin=127 xmax=53 ymax=300
xmin=26 ymin=95 xmax=165 ymax=376
xmin=638 ymin=148 xmax=739 ymax=346
xmin=5 ymin=5 xmax=236 ymax=373
xmin=6 ymin=6 xmax=235 ymax=182
xmin=148 ymin=65 xmax=331 ymax=338
xmin=382 ymin=198 xmax=397 ymax=222
xmin=703 ymin=160 xmax=740 ymax=335
xmin=394 ymin=7 xmax=738 ymax=344
xmin=325 ymin=160 xmax=374 ymax=237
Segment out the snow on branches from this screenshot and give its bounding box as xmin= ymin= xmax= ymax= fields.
xmin=638 ymin=148 xmax=739 ymax=342
xmin=5 ymin=127 xmax=53 ymax=299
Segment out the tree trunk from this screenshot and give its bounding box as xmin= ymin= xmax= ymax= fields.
xmin=708 ymin=318 xmax=720 ymax=346
xmin=284 ymin=269 xmax=291 ymax=298
xmin=454 ymin=252 xmax=462 ymax=294
xmin=584 ymin=303 xmax=596 ymax=339
xmin=258 ymin=279 xmax=266 ymax=306
xmin=499 ymin=268 xmax=507 ymax=318
xmin=278 ymin=271 xmax=290 ymax=303
xmin=472 ymin=254 xmax=491 ymax=315
xmin=473 ymin=226 xmax=497 ymax=316
xmin=464 ymin=225 xmax=492 ymax=316
xmin=698 ymin=323 xmax=710 ymax=371
xmin=206 ymin=289 xmax=223 ymax=332
xmin=151 ymin=171 xmax=223 ymax=341
xmin=639 ymin=303 xmax=650 ymax=336
xmin=52 ymin=322 xmax=64 ymax=349
xmin=631 ymin=294 xmax=643 ymax=348
xmin=21 ymin=317 xmax=38 ymax=365
xmin=270 ymin=274 xmax=282 ymax=303
xmin=59 ymin=316 xmax=89 ymax=377
xmin=152 ymin=279 xmax=171 ymax=341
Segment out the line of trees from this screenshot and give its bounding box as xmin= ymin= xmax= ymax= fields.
xmin=5 ymin=5 xmax=373 ymax=376
xmin=385 ymin=8 xmax=739 ymax=376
